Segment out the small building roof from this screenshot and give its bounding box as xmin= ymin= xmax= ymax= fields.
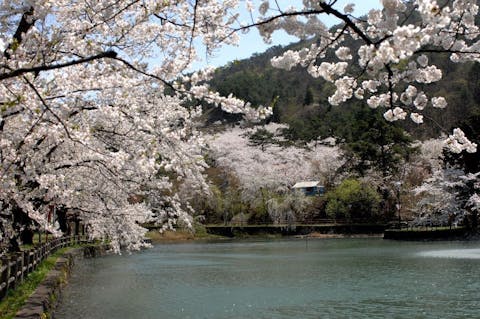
xmin=292 ymin=181 xmax=322 ymax=188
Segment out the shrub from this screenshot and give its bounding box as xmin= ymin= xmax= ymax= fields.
xmin=325 ymin=179 xmax=381 ymax=222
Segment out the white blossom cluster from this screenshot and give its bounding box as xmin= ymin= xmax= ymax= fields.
xmin=445 ymin=128 xmax=478 ymax=153
xmin=207 ymin=124 xmax=344 ymax=201
xmin=255 ymin=0 xmax=479 ymax=152
xmin=413 ymin=168 xmax=467 ymax=225
xmin=413 ymin=168 xmax=480 ymax=227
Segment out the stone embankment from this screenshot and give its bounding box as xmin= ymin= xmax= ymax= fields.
xmin=13 ymin=245 xmax=108 ymax=319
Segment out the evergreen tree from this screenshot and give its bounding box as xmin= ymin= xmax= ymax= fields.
xmin=303 ymin=86 xmax=314 ymax=106
xmin=340 ymin=105 xmax=417 ymax=177
xmin=248 ymin=128 xmax=275 ymax=151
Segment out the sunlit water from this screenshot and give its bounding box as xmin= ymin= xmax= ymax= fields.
xmin=55 ymin=238 xmax=480 ymax=319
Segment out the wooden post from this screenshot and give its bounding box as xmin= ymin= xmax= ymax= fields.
xmin=27 ymin=250 xmax=34 ymax=272
xmin=0 ymin=257 xmax=10 ymax=299
xmin=9 ymin=256 xmax=17 ymax=290
xmin=22 ymin=251 xmax=28 ymax=278
xmin=35 ymin=246 xmax=41 ymax=267
xmin=47 ymin=239 xmax=52 ymax=254
xmin=40 ymin=245 xmax=45 ymax=262
xmin=16 ymin=252 xmax=24 ymax=284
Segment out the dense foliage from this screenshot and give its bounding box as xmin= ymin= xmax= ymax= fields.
xmin=325 ymin=179 xmax=381 ymax=222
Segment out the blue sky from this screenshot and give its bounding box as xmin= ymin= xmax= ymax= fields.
xmin=191 ymin=0 xmax=381 ymax=70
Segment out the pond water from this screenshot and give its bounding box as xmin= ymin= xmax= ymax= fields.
xmin=55 ymin=238 xmax=480 ymax=319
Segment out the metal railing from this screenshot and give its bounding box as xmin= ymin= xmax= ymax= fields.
xmin=0 ymin=235 xmax=88 ymax=301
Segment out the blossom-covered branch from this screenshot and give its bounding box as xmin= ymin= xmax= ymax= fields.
xmin=238 ymin=0 xmax=478 ymax=153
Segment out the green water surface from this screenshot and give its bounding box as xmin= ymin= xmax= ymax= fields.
xmin=55 ymin=238 xmax=480 ymax=319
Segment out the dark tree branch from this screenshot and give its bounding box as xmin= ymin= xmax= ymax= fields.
xmin=111 ymin=56 xmax=176 ymax=91
xmin=225 ymin=3 xmax=373 ymax=49
xmin=0 ymin=51 xmax=118 ymax=80
xmin=22 ymin=76 xmax=72 ymax=139
xmin=228 ymin=9 xmax=325 ymax=39
xmin=4 ymin=7 xmax=36 ymax=59
xmin=54 ymin=159 xmax=96 ymax=171
xmin=188 ymin=0 xmax=199 ymax=63
xmin=318 ymin=3 xmax=373 ymax=46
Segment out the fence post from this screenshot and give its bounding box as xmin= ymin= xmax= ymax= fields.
xmin=32 ymin=248 xmax=37 ymax=270
xmin=22 ymin=251 xmax=27 ymax=280
xmin=0 ymin=257 xmax=10 ymax=299
xmin=34 ymin=247 xmax=40 ymax=269
xmin=47 ymin=239 xmax=51 ymax=254
xmin=41 ymin=244 xmax=46 ymax=262
xmin=9 ymin=256 xmax=17 ymax=290
xmin=27 ymin=249 xmax=33 ymax=273
xmin=38 ymin=245 xmax=43 ymax=265
xmin=16 ymin=252 xmax=24 ymax=284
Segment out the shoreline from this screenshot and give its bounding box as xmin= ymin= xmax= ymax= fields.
xmin=145 ymin=229 xmax=385 ymax=244
xmin=146 ymin=226 xmax=474 ymax=244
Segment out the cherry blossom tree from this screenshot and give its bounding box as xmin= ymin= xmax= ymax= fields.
xmin=266 ymin=190 xmax=311 ymax=226
xmin=410 ymin=137 xmax=479 ymax=228
xmin=412 ymin=168 xmax=480 ymax=227
xmin=0 ymin=1 xmax=271 ymax=253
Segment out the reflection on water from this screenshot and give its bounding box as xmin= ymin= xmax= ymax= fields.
xmin=418 ymin=248 xmax=480 ymax=259
xmin=55 ymin=239 xmax=480 ymax=319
